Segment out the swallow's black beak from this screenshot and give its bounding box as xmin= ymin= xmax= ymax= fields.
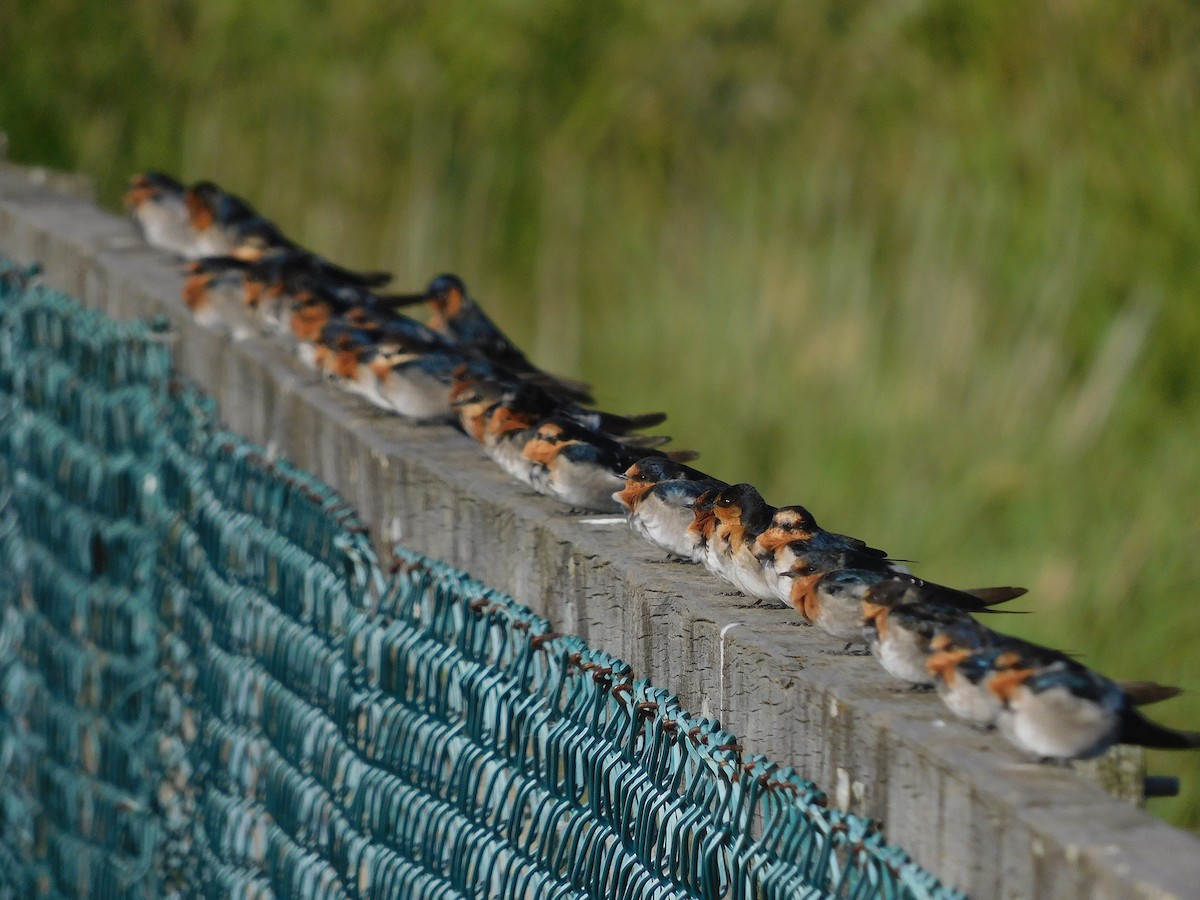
xmin=380 ymin=292 xmax=431 ymax=309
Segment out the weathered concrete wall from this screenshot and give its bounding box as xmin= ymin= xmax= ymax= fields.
xmin=3 ymin=164 xmax=1199 ymax=899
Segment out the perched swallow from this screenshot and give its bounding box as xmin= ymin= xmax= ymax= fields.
xmin=754 ymin=505 xmax=905 ymax=603
xmin=369 ymin=346 xmax=466 ymax=421
xmin=614 ymin=459 xmax=728 ymax=562
xmin=239 ymin=264 xmax=294 ymax=336
xmin=312 ymin=313 xmax=464 ymax=420
xmin=927 ymin=643 xmax=1025 ymax=726
xmin=449 ymin=368 xmax=507 ymax=441
xmin=925 ymin=637 xmax=1184 ymax=730
xmin=451 ymin=365 xmax=667 ymax=443
xmin=450 ymin=375 xmax=545 ymax=486
xmin=450 ymin=366 xmax=600 ymax=454
xmin=180 ymin=257 xmax=260 ymax=338
xmin=125 ymin=171 xmax=194 ymax=257
xmin=391 ymin=274 xmax=594 ymax=403
xmin=523 ymin=419 xmax=695 ymax=512
xmin=252 ymin=267 xmax=396 ymax=348
xmin=860 ymin=598 xmax=999 ymax=686
xmin=310 ymin=322 xmax=390 ymax=405
xmin=182 ymin=181 xmax=259 ymax=258
xmin=450 ymin=366 xmax=674 ymax=487
xmin=230 ymin=218 xmax=393 ymax=288
xmin=522 ymin=418 xmax=637 ymax=511
xmin=777 ymin=553 xmax=923 ymax=638
xmin=987 ymin=655 xmax=1200 ymax=761
xmin=700 ymin=484 xmax=782 ymax=599
xmin=183 ymin=181 xmax=390 ymax=287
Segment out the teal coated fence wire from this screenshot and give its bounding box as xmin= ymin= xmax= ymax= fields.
xmin=0 ymin=257 xmax=964 ymax=899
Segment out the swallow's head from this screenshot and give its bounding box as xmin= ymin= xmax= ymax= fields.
xmin=181 ymin=271 xmax=212 ymax=312
xmin=925 ymin=646 xmax=975 ymax=683
xmin=757 ymin=505 xmax=820 ymax=552
xmin=488 ymin=404 xmax=534 ymax=437
xmin=712 ymin=483 xmax=760 ymax=526
xmin=623 ymin=457 xmax=688 ymax=486
xmin=125 ymin=171 xmax=183 ymax=210
xmin=815 ymin=566 xmax=873 ymax=600
xmin=522 ymin=432 xmax=565 ymax=467
xmin=331 ymin=338 xmax=367 ymax=380
xmin=290 ymin=299 xmax=332 ymax=342
xmin=985 ymin=666 xmax=1035 ymax=705
xmin=615 ymin=460 xmax=658 ymax=510
xmin=231 ymin=223 xmax=277 ymax=261
xmin=426 ymin=273 xmax=469 ymax=324
xmin=531 ymin=421 xmax=568 ymax=445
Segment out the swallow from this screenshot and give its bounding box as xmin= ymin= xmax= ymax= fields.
xmin=242 ymin=258 xmax=402 ymax=346
xmin=775 ymin=552 xmax=922 ymax=637
xmin=853 ymin=570 xmax=1025 ymax=682
xmin=925 ymin=636 xmax=1182 ymax=730
xmin=313 ymin=313 xmax=465 ymax=420
xmin=522 ymin=418 xmax=637 ymax=511
xmin=369 ymin=346 xmax=467 ymax=422
xmin=754 ymin=505 xmax=905 ymax=601
xmin=450 ymin=367 xmax=673 ymax=486
xmin=450 ymin=374 xmax=545 ymax=486
xmin=698 ymin=484 xmax=783 ymax=599
xmin=182 ymin=180 xmax=260 ymax=258
xmin=497 ymin=379 xmax=669 ymax=445
xmin=230 ymin=218 xmax=393 ymax=289
xmin=448 ymin=362 xmax=667 ymax=440
xmin=449 ymin=367 xmax=508 ymax=443
xmin=926 ymin=643 xmax=1026 ymax=726
xmin=522 ymin=419 xmax=696 ymax=512
xmin=390 ymin=274 xmax=594 ymax=403
xmin=183 ymin=181 xmax=391 ymax=287
xmin=987 ymin=654 xmax=1200 ymax=761
xmin=180 ymin=256 xmax=260 ymax=338
xmin=238 ymin=260 xmax=294 ymax=336
xmin=613 ymin=459 xmax=728 ymax=562
xmin=125 ymin=171 xmax=195 ymax=257
xmin=860 ymin=598 xmax=999 ymax=686
xmin=310 ymin=322 xmax=390 ymax=406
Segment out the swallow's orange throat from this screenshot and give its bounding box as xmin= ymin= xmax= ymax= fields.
xmin=185 ymin=191 xmax=214 ymax=231
xmin=182 ymin=274 xmax=212 ymax=311
xmin=615 ymin=479 xmax=655 ymax=510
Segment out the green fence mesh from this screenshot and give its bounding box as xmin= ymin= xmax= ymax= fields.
xmin=0 ymin=258 xmax=964 ymax=899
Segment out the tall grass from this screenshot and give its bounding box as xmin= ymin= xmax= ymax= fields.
xmin=4 ymin=0 xmax=1200 ymax=828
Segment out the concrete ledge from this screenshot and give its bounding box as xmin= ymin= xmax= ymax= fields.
xmin=3 ymin=164 xmax=1199 ymax=898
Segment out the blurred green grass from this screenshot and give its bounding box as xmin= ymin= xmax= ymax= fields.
xmin=4 ymin=0 xmax=1200 ymax=828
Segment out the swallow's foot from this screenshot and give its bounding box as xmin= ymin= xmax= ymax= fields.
xmin=744 ymin=598 xmax=788 ymax=610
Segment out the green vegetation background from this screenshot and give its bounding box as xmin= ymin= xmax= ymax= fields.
xmin=4 ymin=0 xmax=1200 ymax=829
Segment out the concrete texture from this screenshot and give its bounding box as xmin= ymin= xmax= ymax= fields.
xmin=3 ymin=164 xmax=1199 ymax=899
